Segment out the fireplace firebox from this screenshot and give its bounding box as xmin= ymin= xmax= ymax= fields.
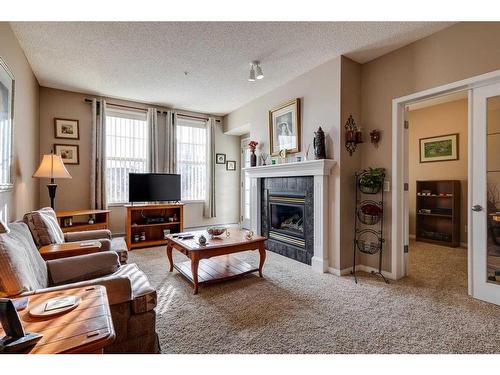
xmin=261 ymin=177 xmax=314 ymax=264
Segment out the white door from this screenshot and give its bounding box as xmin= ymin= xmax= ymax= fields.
xmin=471 ymin=82 xmax=500 ymax=305
xmin=403 ymin=107 xmax=410 ymax=276
xmin=240 ymin=138 xmax=251 ymax=229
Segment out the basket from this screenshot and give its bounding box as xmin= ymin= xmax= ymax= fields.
xmin=357 ymin=209 xmax=381 ymax=225
xmin=356 ymin=239 xmax=382 ymax=255
xmin=358 ymin=182 xmax=382 ymax=194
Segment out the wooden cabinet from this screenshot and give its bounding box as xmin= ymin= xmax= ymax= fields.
xmin=56 ymin=209 xmax=110 ymax=233
xmin=125 ymin=203 xmax=184 ymax=249
xmin=416 ymin=180 xmax=461 ymax=247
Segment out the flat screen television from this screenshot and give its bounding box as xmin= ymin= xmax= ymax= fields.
xmin=129 ymin=173 xmax=181 ymax=203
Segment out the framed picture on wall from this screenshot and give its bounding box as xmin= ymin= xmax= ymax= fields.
xmin=268 ymin=98 xmax=301 ymax=156
xmin=0 ymin=57 xmax=15 ymax=192
xmin=54 ymin=144 xmax=79 ymax=165
xmin=54 ymin=118 xmax=79 ymax=139
xmin=226 ymin=160 xmax=236 ymax=171
xmin=419 ymin=133 xmax=459 ymax=163
xmin=216 ymin=153 xmax=226 ymax=164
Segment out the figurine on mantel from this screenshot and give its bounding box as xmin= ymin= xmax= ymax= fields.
xmin=313 ymin=126 xmax=326 ymax=159
xmin=260 ymin=152 xmax=269 ymax=166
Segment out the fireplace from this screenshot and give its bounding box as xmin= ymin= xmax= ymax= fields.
xmin=269 ymin=194 xmax=306 ymax=248
xmin=261 ymin=177 xmax=314 ymax=264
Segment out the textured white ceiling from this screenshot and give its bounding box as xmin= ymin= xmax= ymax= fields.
xmin=11 ymin=22 xmax=454 ymax=115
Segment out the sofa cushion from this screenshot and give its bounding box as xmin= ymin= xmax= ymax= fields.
xmin=0 ymin=222 xmax=48 ymax=297
xmin=114 ymin=264 xmax=157 ymax=314
xmin=23 ymin=207 xmax=64 ymax=247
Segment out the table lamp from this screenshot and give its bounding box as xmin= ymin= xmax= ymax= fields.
xmin=33 ymin=153 xmax=72 ymax=209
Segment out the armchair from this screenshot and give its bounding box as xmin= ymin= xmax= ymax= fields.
xmin=0 ymin=222 xmax=159 ymax=353
xmin=23 ymin=207 xmax=128 ymax=263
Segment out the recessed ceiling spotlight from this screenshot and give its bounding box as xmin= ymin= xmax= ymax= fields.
xmin=248 ymin=63 xmax=256 ymax=82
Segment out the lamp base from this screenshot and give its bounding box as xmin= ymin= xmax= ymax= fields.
xmin=47 ymin=183 xmax=58 ymax=210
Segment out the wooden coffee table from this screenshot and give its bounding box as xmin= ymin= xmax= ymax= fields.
xmin=166 ymin=229 xmax=266 ymax=294
xmin=1 ymin=286 xmax=115 ymax=354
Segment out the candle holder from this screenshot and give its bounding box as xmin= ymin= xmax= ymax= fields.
xmin=345 ymin=114 xmax=363 ymax=156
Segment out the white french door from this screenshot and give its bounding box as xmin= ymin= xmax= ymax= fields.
xmin=240 ymin=138 xmax=251 ymax=229
xmin=471 ymin=82 xmax=500 ymax=305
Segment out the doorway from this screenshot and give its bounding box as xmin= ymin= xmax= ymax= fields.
xmin=240 ymin=137 xmax=251 ymax=229
xmin=391 ymin=69 xmax=500 ymax=305
xmin=406 ymin=92 xmax=469 ymax=290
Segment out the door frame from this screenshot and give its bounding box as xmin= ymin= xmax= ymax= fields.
xmin=391 ymin=69 xmax=500 ymax=297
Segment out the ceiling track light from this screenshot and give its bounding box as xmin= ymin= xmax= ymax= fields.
xmin=248 ymin=61 xmax=264 ymax=82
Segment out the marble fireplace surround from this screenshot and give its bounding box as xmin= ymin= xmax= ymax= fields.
xmin=244 ymin=159 xmax=336 ymax=273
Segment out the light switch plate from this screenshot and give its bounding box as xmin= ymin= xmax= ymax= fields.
xmin=384 ymin=180 xmax=391 ymax=192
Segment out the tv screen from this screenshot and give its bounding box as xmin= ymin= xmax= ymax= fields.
xmin=129 ymin=173 xmax=181 ymax=202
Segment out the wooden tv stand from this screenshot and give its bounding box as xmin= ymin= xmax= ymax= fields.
xmin=125 ymin=203 xmax=184 ymax=249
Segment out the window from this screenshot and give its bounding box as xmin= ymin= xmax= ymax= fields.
xmin=176 ymin=118 xmax=207 ymax=201
xmin=105 ymin=109 xmax=149 ymax=204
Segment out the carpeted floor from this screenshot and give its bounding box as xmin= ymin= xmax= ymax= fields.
xmin=128 ymin=240 xmax=500 ymax=354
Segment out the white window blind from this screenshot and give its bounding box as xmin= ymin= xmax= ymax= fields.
xmin=105 ymin=109 xmax=149 ymax=204
xmin=176 ymin=117 xmax=207 ymax=201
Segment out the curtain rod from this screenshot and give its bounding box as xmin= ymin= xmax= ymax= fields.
xmin=85 ymin=98 xmax=221 ymax=122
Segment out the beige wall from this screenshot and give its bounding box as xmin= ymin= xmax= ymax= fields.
xmin=360 ymin=22 xmax=500 ymax=272
xmin=0 ymin=23 xmax=39 ymax=222
xmin=39 ymin=87 xmax=240 ymax=234
xmin=225 ymin=57 xmax=343 ymax=270
xmin=408 ymin=99 xmax=468 ymax=244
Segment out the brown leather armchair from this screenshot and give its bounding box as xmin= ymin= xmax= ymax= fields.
xmin=0 ymin=222 xmax=159 ymax=353
xmin=23 ymin=207 xmax=128 ymax=264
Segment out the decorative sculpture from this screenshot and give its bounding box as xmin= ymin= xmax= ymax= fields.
xmin=313 ymin=126 xmax=326 ymax=159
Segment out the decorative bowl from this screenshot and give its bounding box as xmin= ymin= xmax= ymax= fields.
xmin=207 ymin=227 xmax=227 ymax=237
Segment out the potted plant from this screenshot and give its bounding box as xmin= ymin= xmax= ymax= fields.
xmin=248 ymin=141 xmax=258 ymax=167
xmin=358 ymin=167 xmax=385 ymax=194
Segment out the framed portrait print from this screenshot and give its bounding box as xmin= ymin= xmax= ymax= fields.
xmin=216 ymin=153 xmax=226 ymax=164
xmin=54 ymin=144 xmax=80 ymax=165
xmin=419 ymin=133 xmax=459 ymax=163
xmin=269 ymin=98 xmax=301 ymax=156
xmin=226 ymin=160 xmax=236 ymax=171
xmin=0 ymin=57 xmax=14 ymax=192
xmin=54 ymin=118 xmax=79 ymax=139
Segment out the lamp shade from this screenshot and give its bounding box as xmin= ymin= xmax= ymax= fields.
xmin=33 ymin=154 xmax=72 ymax=179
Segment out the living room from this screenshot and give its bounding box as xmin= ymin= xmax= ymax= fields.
xmin=1 ymin=0 xmax=500 ymax=372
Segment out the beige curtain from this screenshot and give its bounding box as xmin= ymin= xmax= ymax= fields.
xmin=203 ymin=117 xmax=216 ymax=218
xmin=90 ymin=99 xmax=107 ymax=209
xmin=148 ymin=109 xmax=176 ymax=174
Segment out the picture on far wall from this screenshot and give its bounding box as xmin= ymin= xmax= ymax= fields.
xmin=269 ymin=98 xmax=301 ymax=156
xmin=54 ymin=118 xmax=79 ymax=139
xmin=216 ymin=153 xmax=226 ymax=164
xmin=419 ymin=133 xmax=459 ymax=163
xmin=54 ymin=144 xmax=79 ymax=165
xmin=226 ymin=160 xmax=236 ymax=171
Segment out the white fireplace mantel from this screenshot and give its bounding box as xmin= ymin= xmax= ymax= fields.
xmin=244 ymin=159 xmax=336 ymax=273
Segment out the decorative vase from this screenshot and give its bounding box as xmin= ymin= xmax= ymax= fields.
xmin=250 ymin=150 xmax=257 ymax=167
xmin=313 ymin=126 xmax=326 ymax=159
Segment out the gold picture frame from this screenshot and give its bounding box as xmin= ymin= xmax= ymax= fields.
xmin=268 ymin=98 xmax=301 ymax=156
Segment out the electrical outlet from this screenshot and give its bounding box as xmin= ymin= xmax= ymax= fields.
xmin=384 ymin=180 xmax=391 ymax=192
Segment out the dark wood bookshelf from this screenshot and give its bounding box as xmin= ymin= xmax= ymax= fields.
xmin=416 ymin=180 xmax=461 ymax=247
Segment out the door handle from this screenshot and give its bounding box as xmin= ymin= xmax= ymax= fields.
xmin=472 ymin=205 xmax=483 ymax=212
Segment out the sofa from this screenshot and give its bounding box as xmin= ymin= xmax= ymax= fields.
xmin=23 ymin=207 xmax=128 ymax=264
xmin=0 ymin=221 xmax=159 ymax=353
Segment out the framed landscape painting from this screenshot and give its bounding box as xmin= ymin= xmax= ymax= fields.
xmin=54 ymin=118 xmax=79 ymax=139
xmin=55 ymin=144 xmax=79 ymax=165
xmin=419 ymin=133 xmax=459 ymax=163
xmin=268 ymin=98 xmax=301 ymax=156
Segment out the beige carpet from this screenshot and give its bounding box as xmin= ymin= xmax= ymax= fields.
xmin=128 ymin=241 xmax=500 ymax=353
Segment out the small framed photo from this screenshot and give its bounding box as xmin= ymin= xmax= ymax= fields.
xmin=419 ymin=133 xmax=458 ymax=163
xmin=54 ymin=118 xmax=79 ymax=140
xmin=54 ymin=144 xmax=79 ymax=165
xmin=226 ymin=160 xmax=236 ymax=171
xmin=216 ymin=153 xmax=226 ymax=164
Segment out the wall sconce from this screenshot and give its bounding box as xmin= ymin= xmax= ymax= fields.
xmin=345 ymin=114 xmax=363 ymax=156
xmin=370 ymin=129 xmax=381 ymax=148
